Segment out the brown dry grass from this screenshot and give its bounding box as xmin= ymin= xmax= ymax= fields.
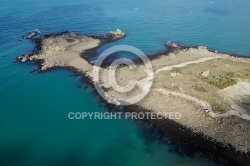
xmin=153 ymin=58 xmax=250 ymax=113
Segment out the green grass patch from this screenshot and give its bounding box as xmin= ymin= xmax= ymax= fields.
xmin=210 ymin=100 xmax=230 ymax=113
xmin=200 ymin=73 xmax=237 ymax=89
xmin=171 ymin=67 xmax=181 ymax=73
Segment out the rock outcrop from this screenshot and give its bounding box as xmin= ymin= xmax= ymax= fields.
xmin=24 ymin=29 xmax=40 ymax=39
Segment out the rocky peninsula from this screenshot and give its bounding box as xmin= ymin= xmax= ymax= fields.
xmin=18 ymin=30 xmax=250 ymax=165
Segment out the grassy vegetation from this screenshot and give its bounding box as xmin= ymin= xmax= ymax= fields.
xmin=200 ymin=73 xmax=237 ymax=89
xmin=210 ymin=100 xmax=231 ymax=113
xmin=171 ymin=67 xmax=181 ymax=73
xmin=154 ymin=58 xmax=250 ymax=113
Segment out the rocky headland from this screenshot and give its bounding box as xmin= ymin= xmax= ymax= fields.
xmin=18 ymin=29 xmax=250 ymax=165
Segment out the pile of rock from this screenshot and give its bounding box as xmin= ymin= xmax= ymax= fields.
xmin=17 ymin=54 xmax=30 ymax=63
xmin=108 ymin=29 xmax=125 ymax=38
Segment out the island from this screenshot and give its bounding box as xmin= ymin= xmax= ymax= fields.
xmin=18 ymin=29 xmax=250 ymax=165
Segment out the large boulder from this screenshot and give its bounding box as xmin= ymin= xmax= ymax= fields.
xmin=108 ymin=29 xmax=125 ymax=38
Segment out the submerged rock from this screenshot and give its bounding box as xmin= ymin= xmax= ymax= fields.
xmin=24 ymin=29 xmax=40 ymax=39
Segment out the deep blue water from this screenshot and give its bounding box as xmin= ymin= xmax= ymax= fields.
xmin=1 ymin=0 xmax=250 ymax=166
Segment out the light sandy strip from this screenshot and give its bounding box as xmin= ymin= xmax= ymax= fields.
xmin=153 ymin=88 xmax=212 ymax=112
xmin=155 ymin=56 xmax=221 ymax=74
xmin=153 ymin=88 xmax=250 ymax=120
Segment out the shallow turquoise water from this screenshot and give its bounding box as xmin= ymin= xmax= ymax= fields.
xmin=1 ymin=0 xmax=250 ymax=165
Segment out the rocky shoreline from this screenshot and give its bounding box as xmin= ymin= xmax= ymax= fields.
xmin=18 ymin=30 xmax=250 ymax=165
xmin=126 ymin=105 xmax=250 ymax=166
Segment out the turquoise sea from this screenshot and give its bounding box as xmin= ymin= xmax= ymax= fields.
xmin=1 ymin=0 xmax=250 ymax=165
